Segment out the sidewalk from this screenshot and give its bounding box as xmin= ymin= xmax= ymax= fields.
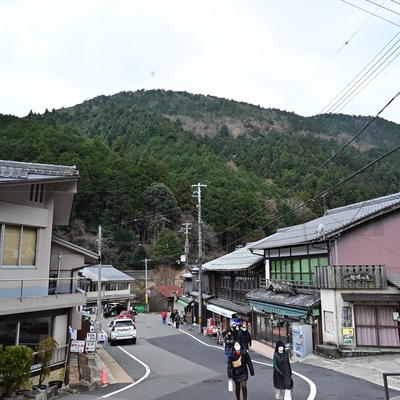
xmin=69 ymin=345 xmax=133 ymax=386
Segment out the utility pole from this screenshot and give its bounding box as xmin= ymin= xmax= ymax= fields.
xmin=192 ymin=182 xmax=207 ymax=331
xmin=97 ymin=225 xmax=102 ymax=332
xmin=144 ymin=257 xmax=149 ymax=313
xmin=179 ymin=223 xmax=192 ymax=270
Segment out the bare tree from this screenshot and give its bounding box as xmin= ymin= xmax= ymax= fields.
xmin=153 ymin=265 xmax=176 ymax=286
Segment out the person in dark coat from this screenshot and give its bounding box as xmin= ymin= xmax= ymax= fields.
xmin=273 ymin=340 xmax=293 ymax=400
xmin=227 ymin=340 xmax=254 ymax=400
xmin=174 ymin=312 xmax=181 ymax=329
xmin=238 ymin=322 xmax=252 ymax=351
xmin=170 ymin=309 xmax=176 ymax=324
xmin=232 ymin=322 xmax=240 ymax=341
xmin=224 ymin=329 xmax=234 ymax=358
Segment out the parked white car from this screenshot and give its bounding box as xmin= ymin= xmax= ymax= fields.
xmin=107 ymin=318 xmax=137 ymax=345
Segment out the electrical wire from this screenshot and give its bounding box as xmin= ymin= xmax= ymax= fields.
xmin=342 ymin=0 xmax=400 ymax=27
xmin=284 ymin=0 xmax=379 ymax=110
xmin=315 ymin=31 xmax=400 ymax=120
xmin=367 ymin=0 xmax=400 ymax=16
xmin=222 ymin=141 xmax=400 ymax=248
xmin=210 ymin=91 xmax=400 ymax=242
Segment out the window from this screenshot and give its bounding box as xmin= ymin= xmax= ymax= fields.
xmin=105 ymin=283 xmax=128 ymax=291
xmin=233 ymin=275 xmax=254 ymax=291
xmin=88 ymin=282 xmax=98 ymax=292
xmin=354 ymin=305 xmax=400 ymax=347
xmin=219 ymin=276 xmax=231 ymax=289
xmin=270 ymin=256 xmax=328 ymax=285
xmin=1 ymin=224 xmax=37 ymax=268
xmin=0 ymin=316 xmax=52 ymax=348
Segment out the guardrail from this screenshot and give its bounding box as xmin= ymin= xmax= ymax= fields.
xmin=383 ymin=372 xmax=400 ymax=400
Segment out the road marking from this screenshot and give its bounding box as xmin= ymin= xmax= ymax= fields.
xmin=179 ymin=328 xmax=317 ymax=400
xmin=100 ymin=326 xmax=317 ymax=400
xmin=98 ymin=346 xmax=150 ymax=399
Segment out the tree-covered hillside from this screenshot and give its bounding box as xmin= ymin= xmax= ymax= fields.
xmin=4 ymin=89 xmax=400 ymax=268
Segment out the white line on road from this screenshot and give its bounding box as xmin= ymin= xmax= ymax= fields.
xmin=179 ymin=328 xmax=317 ymax=399
xmin=98 ymin=346 xmax=151 ymax=399
xmin=99 ymin=326 xmax=317 ymax=400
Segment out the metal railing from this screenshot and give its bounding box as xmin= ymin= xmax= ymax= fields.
xmin=382 ymin=372 xmax=400 ymax=400
xmin=31 ymin=344 xmax=68 ymax=372
xmin=0 ymin=277 xmax=84 ymax=301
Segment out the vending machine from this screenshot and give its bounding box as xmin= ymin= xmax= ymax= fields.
xmin=292 ymin=322 xmax=313 ymax=361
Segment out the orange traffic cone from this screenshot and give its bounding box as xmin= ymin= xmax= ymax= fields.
xmin=101 ymin=364 xmax=109 ymax=385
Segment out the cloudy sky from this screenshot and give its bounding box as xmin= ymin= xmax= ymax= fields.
xmin=1 ymin=0 xmax=400 ymax=124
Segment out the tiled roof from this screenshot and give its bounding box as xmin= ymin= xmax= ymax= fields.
xmin=0 ymin=160 xmax=79 ymax=183
xmin=203 ymin=243 xmax=264 ymax=271
xmin=246 ymin=288 xmax=320 ymax=309
xmin=387 ymin=274 xmax=400 ymax=290
xmin=251 ymin=192 xmax=400 ymax=250
xmin=83 ymin=265 xmax=134 ymax=282
xmin=153 ymin=285 xmax=183 ymax=298
xmin=207 ymin=298 xmax=252 ymax=315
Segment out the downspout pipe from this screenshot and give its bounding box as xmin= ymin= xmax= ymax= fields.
xmin=332 ymin=235 xmax=340 ymax=348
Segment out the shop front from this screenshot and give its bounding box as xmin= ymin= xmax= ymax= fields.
xmin=177 ymin=295 xmax=194 ymax=324
xmin=247 ymin=288 xmax=320 ymax=357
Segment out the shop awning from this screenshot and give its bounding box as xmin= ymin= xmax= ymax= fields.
xmin=207 ymin=304 xmax=236 ymax=318
xmin=177 ymin=299 xmax=189 ymax=307
xmin=249 ymin=300 xmax=308 ymax=319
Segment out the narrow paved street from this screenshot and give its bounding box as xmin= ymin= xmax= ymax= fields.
xmin=73 ymin=313 xmax=400 ymax=400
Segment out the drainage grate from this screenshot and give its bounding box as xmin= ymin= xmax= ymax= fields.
xmin=203 ymin=379 xmax=223 ymax=384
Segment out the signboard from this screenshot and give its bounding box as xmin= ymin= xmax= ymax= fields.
xmin=85 ymin=332 xmax=96 ymax=352
xmin=70 ymin=340 xmax=85 ymax=353
xmin=341 ymin=307 xmax=352 ymax=327
xmin=97 ymin=333 xmax=106 ymax=343
xmin=343 ymin=328 xmax=354 ymax=344
xmin=136 ymin=306 xmax=145 ymax=313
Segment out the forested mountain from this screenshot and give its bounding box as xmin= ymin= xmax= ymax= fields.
xmin=3 ymin=89 xmax=400 ymax=269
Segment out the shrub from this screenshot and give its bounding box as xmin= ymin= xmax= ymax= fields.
xmin=0 ymin=345 xmax=33 ymax=396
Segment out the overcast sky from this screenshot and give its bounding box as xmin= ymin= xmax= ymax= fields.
xmin=1 ymin=1 xmax=400 ymax=124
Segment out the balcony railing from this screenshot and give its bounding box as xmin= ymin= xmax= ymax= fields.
xmin=314 ymin=265 xmax=387 ymax=289
xmin=0 ymin=277 xmax=84 ymax=301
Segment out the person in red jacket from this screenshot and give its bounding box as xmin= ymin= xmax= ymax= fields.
xmin=161 ymin=309 xmax=167 ymax=324
xmin=227 ymin=341 xmax=254 ymax=400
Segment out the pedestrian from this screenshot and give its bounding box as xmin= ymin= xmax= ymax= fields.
xmin=161 ymin=309 xmax=167 ymax=325
xmin=224 ymin=329 xmax=234 ymax=358
xmin=238 ymin=322 xmax=252 ymax=351
xmin=273 ymin=340 xmax=293 ymax=400
xmin=232 ymin=322 xmax=240 ymax=341
xmin=227 ymin=340 xmax=254 ymax=400
xmin=174 ymin=311 xmax=181 ymax=329
xmin=170 ymin=309 xmax=176 ymax=325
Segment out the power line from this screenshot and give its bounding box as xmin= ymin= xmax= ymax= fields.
xmin=367 ymin=0 xmax=400 ymax=17
xmin=283 ymin=0 xmax=377 ymax=110
xmin=223 ymin=142 xmax=400 ymax=249
xmin=210 ymin=91 xmax=400 ymax=242
xmin=342 ymin=0 xmax=400 ymax=27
